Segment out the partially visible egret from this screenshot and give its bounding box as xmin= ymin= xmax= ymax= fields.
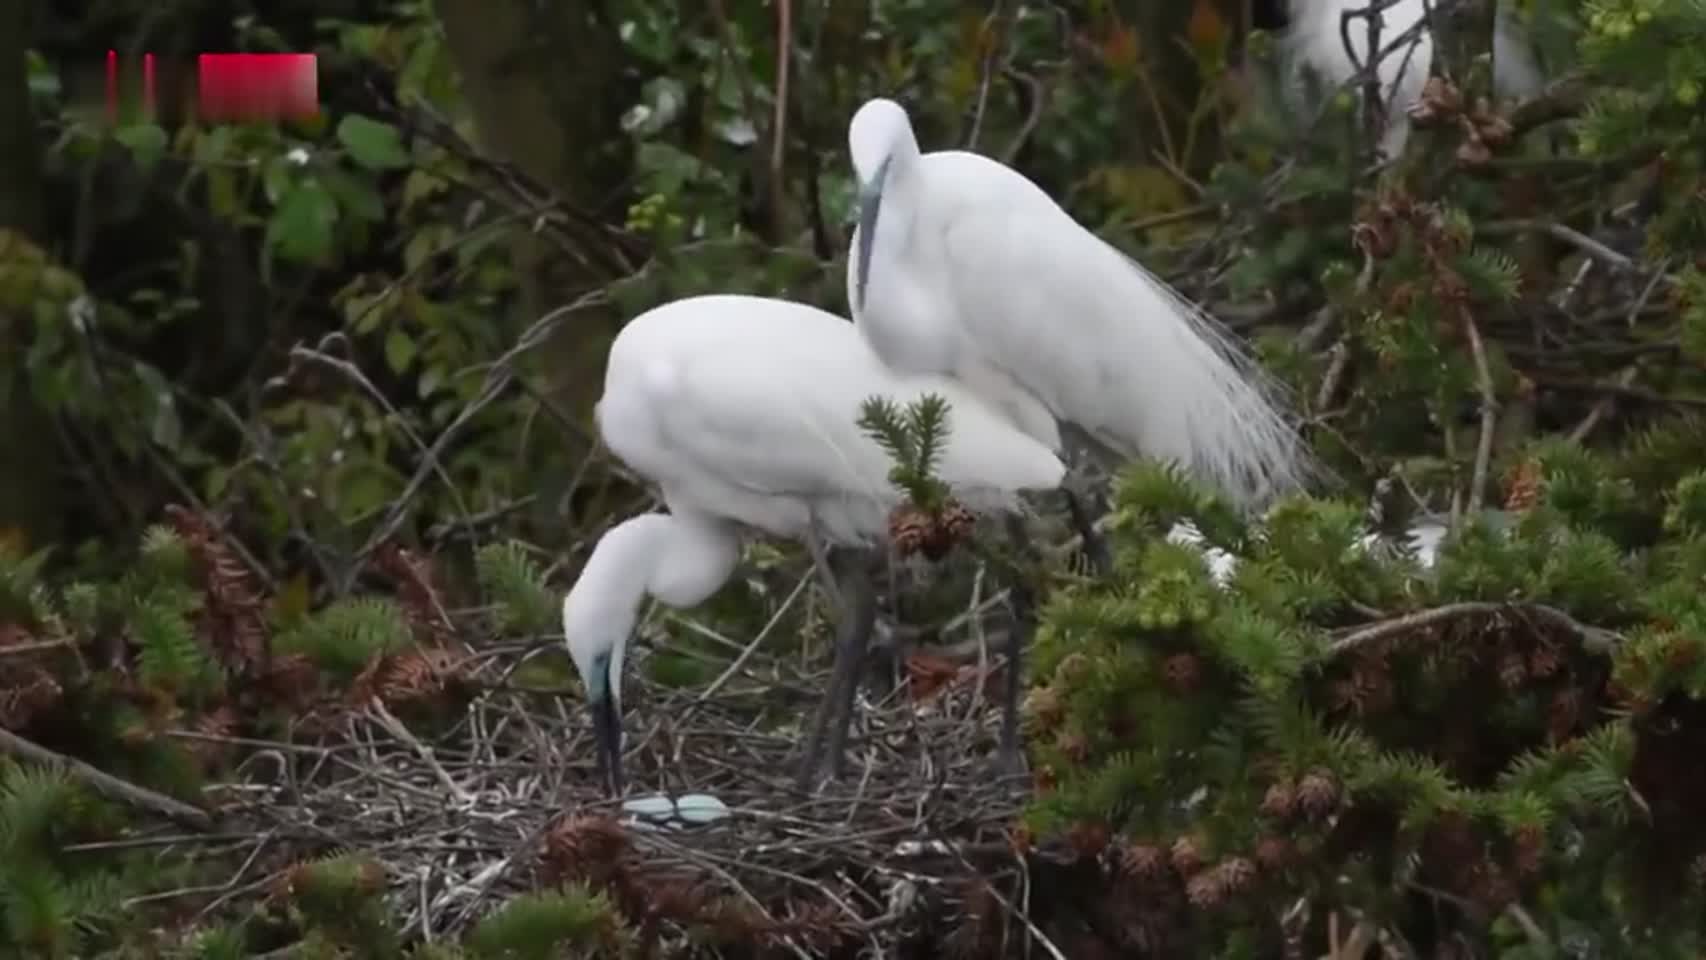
xmin=563 ymin=294 xmax=1066 ymax=794
xmin=845 ymin=99 xmax=1316 ymax=542
xmin=1281 ymin=0 xmax=1544 ymax=158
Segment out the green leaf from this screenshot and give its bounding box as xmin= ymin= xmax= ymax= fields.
xmin=323 ymin=167 xmax=386 ymax=222
xmin=344 ymin=289 xmax=394 ymax=334
xmin=336 ymin=113 xmax=410 ymax=170
xmin=404 ymin=224 xmax=452 ymax=272
xmin=205 ymin=167 xmax=240 ymax=219
xmin=266 ymin=179 xmax=339 ymax=263
xmin=401 ymin=170 xmax=446 ymax=212
xmin=114 ymin=123 xmax=168 ymax=171
xmin=133 ymin=362 xmax=182 ymax=452
xmin=418 ymin=365 xmax=443 ymax=398
xmin=262 ymin=155 xmax=295 ymax=206
xmin=384 ymin=329 xmax=417 ymax=374
xmin=193 ymin=126 xmax=232 ymax=166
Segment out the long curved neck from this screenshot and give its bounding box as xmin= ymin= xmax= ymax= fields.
xmin=563 ymin=512 xmax=740 ymax=706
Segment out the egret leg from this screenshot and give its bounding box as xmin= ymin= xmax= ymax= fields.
xmin=995 ymin=514 xmax=1043 ymax=780
xmin=1057 ymin=440 xmax=1114 ymax=577
xmin=795 ymin=547 xmax=878 ymax=788
xmin=1064 ymin=487 xmax=1113 ymax=577
xmin=803 ymin=523 xmax=845 ymax=610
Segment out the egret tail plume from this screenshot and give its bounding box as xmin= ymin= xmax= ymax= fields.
xmin=1099 ymin=248 xmax=1321 ymax=509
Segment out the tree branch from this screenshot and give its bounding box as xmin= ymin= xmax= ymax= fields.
xmin=0 ymin=726 xmax=215 ymax=831
xmin=1329 ymin=601 xmax=1623 ymax=657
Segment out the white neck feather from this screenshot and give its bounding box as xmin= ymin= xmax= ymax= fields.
xmin=563 ymin=511 xmax=740 ymax=707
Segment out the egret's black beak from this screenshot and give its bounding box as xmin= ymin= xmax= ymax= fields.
xmin=854 ymin=157 xmax=890 ymax=312
xmin=590 ymin=691 xmax=623 ymax=796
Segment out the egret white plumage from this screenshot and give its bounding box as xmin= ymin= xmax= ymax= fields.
xmin=1280 ymin=0 xmax=1543 ymax=158
xmin=845 ymin=99 xmax=1316 ymax=535
xmin=563 ymin=294 xmax=1066 ymax=793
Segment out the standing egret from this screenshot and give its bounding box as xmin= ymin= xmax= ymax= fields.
xmin=845 ymin=99 xmax=1317 ymax=531
xmin=562 ymin=294 xmax=1066 ymax=794
xmin=1281 ymin=0 xmax=1543 ymax=159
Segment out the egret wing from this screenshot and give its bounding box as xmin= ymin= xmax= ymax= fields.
xmin=644 ymin=338 xmax=899 ymax=507
xmin=928 ymin=156 xmax=1310 ymax=505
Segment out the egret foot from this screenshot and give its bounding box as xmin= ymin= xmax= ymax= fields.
xmin=1063 ymin=487 xmax=1112 ymax=577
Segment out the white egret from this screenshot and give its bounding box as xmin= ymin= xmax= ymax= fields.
xmin=845 ymin=99 xmax=1317 ymax=553
xmin=562 ymin=294 xmax=1066 ymax=793
xmin=1281 ymin=0 xmax=1543 ymax=158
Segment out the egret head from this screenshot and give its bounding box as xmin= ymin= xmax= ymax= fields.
xmin=564 ymin=582 xmax=630 ymax=796
xmin=848 ymin=98 xmax=915 ymax=311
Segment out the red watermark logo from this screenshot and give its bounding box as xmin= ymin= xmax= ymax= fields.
xmin=99 ymin=50 xmax=318 ymax=123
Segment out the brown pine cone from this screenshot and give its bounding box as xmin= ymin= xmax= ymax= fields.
xmin=1120 ymin=843 xmax=1168 ymax=882
xmin=1297 ymin=769 xmax=1341 ymax=819
xmin=1054 ymin=729 xmax=1091 ymax=763
xmin=1023 ymin=685 xmax=1064 ymax=730
xmin=1548 ymin=688 xmax=1582 ymax=741
xmin=1512 ymin=824 xmax=1545 ymax=875
xmin=939 ymin=500 xmax=976 ymax=543
xmin=1470 ymin=865 xmax=1518 ymax=911
xmin=1504 ymin=458 xmax=1543 ymax=513
xmin=1185 ymin=870 xmax=1225 ymax=909
xmin=1527 ymin=642 xmax=1562 ymax=679
xmin=1162 ymin=653 xmax=1201 ymax=694
xmin=1217 ymin=857 xmax=1257 ymax=894
xmin=1665 ymin=637 xmax=1702 ymax=670
xmin=1067 ymin=821 xmax=1110 ymax=858
xmin=1260 ymin=780 xmax=1298 ymax=820
xmin=1033 ymin=765 xmax=1058 ymax=793
xmin=1497 ymin=651 xmax=1528 ymax=691
xmin=1170 ymin=834 xmax=1206 ymax=875
xmin=888 ymin=506 xmax=931 ymax=558
xmin=1053 ymin=652 xmax=1091 ymax=686
xmin=1255 ymin=836 xmax=1294 ymax=871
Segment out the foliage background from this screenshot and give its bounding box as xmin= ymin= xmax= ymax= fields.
xmin=1 ymin=0 xmax=1705 ymax=955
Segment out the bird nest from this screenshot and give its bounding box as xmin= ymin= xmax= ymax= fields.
xmin=178 ymin=637 xmax=1039 ymax=955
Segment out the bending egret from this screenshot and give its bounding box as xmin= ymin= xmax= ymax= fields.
xmin=845 ymin=99 xmax=1316 ymax=533
xmin=1281 ymin=0 xmax=1543 ymax=158
xmin=563 ymin=294 xmax=1066 ymax=793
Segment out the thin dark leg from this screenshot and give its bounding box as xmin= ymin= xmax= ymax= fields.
xmin=1064 ymin=487 xmax=1113 ymax=577
xmin=796 ymin=547 xmax=877 ymax=788
xmin=996 ymin=515 xmax=1042 ymax=779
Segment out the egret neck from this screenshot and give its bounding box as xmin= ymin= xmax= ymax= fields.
xmin=563 ymin=511 xmax=740 ymax=794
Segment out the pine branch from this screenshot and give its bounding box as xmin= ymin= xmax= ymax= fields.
xmin=0 ymin=727 xmax=213 ymax=831
xmin=1328 ymin=601 xmax=1623 ymax=657
xmin=858 ymin=393 xmax=954 ymax=512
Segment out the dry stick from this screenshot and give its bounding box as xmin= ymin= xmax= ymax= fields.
xmin=1316 ymin=337 xmax=1353 ymax=412
xmin=1569 ymin=265 xmax=1669 ymax=443
xmin=368 ymin=698 xmax=474 ymax=805
xmin=290 ymin=343 xmax=476 ymax=536
xmin=770 ymin=0 xmax=792 ymax=241
xmin=1328 ymin=601 xmax=1622 ymax=656
xmin=927 ymin=824 xmax=1067 ymax=960
xmin=0 ymin=726 xmax=214 ymax=831
xmin=1479 ymin=219 xmax=1670 ymax=279
xmin=688 ymin=569 xmax=814 ymax=709
xmin=999 ymin=66 xmax=1047 ymax=166
xmin=1461 ymin=312 xmax=1498 ymax=515
xmin=0 ymin=637 xmax=75 ymax=656
xmin=352 ymin=292 xmax=605 ymax=581
xmin=965 ymin=0 xmax=1006 ymax=150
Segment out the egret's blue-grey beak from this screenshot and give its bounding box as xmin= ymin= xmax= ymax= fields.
xmin=590 ymin=689 xmax=623 ymax=795
xmin=854 ymin=157 xmax=891 ymax=312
